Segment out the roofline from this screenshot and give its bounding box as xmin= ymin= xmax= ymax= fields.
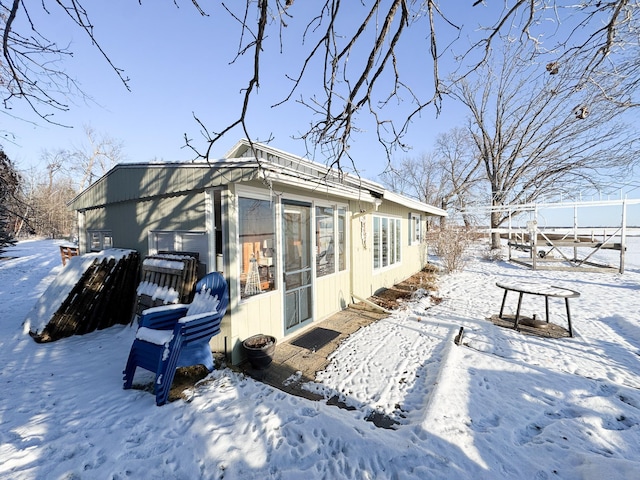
xmin=225 ymin=138 xmax=385 ymax=193
xmin=66 ymin=159 xmax=254 ymax=207
xmin=382 ymin=190 xmax=448 ymax=217
xmin=226 ymin=139 xmax=446 ymax=216
xmin=68 ymin=140 xmax=447 ymax=217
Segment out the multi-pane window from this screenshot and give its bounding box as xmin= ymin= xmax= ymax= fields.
xmin=372 ymin=216 xmax=401 ymax=270
xmin=150 ymin=231 xmax=208 ymax=256
xmin=315 ymin=206 xmax=334 ymax=277
xmin=88 ymin=230 xmax=113 ymax=252
xmin=239 ymin=196 xmax=276 ymax=298
xmin=148 ymin=230 xmax=209 ymax=269
xmin=315 ymin=205 xmax=348 ymax=277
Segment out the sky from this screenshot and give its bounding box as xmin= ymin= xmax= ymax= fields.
xmin=1 ymin=238 xmax=640 ymax=478
xmin=2 ymin=1 xmax=466 ymax=179
xmin=2 ymin=2 xmax=639 ymax=203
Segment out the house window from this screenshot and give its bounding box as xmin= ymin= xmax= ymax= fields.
xmin=88 ymin=230 xmax=113 ymax=252
xmin=337 ymin=207 xmax=346 ymax=271
xmin=373 ymin=217 xmax=380 ymax=269
xmin=315 ymin=205 xmax=348 ymax=277
xmin=372 ymin=216 xmax=401 ymax=270
xmin=239 ymin=196 xmax=276 ymax=299
xmin=316 ymin=206 xmax=334 ymax=277
xmin=148 ymin=231 xmax=209 ymax=268
xmin=410 ymin=213 xmax=422 ymax=245
xmin=396 ymin=217 xmax=402 ymax=261
xmin=149 ymin=231 xmax=207 ymax=256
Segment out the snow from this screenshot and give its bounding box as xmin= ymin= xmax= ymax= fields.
xmin=142 ymin=257 xmax=186 ymax=270
xmin=141 ymin=303 xmax=189 ymax=316
xmin=185 ymin=292 xmax=220 ymax=316
xmin=22 ymin=247 xmax=136 ymax=334
xmin=135 ymin=326 xmax=173 ymax=346
xmin=136 ymin=281 xmax=180 ymax=304
xmin=1 ymin=238 xmax=640 ymax=479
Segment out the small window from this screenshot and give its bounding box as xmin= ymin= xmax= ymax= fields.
xmin=372 ymin=216 xmax=401 ymax=270
xmin=149 ymin=231 xmax=207 ymax=256
xmin=88 ymin=230 xmax=113 ymax=252
xmin=410 ymin=213 xmax=422 ymax=245
xmin=337 ymin=208 xmax=347 ymax=272
xmin=149 ymin=231 xmax=208 ymax=269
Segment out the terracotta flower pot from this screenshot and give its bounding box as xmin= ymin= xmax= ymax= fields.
xmin=242 ymin=334 xmax=277 ymax=370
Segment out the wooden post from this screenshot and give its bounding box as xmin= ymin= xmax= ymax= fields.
xmin=620 ymin=199 xmax=627 ymax=274
xmin=59 ymin=245 xmax=79 ymax=266
xmin=573 ymin=204 xmax=579 ymax=262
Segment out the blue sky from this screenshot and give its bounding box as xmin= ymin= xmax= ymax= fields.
xmin=1 ymin=1 xmax=468 ymax=179
xmin=2 ymin=1 xmax=639 ymax=219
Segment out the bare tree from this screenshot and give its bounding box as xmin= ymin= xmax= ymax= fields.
xmin=36 ymin=126 xmax=123 ymax=192
xmin=432 ymin=127 xmax=484 ymax=226
xmin=18 ymin=159 xmax=76 ymax=238
xmin=380 ymin=153 xmax=444 ymax=205
xmin=68 ymin=125 xmax=124 ymax=190
xmin=379 ymin=127 xmax=484 ymax=225
xmin=0 ymin=0 xmax=129 ymax=123
xmin=1 ymin=1 xmax=639 ymax=170
xmin=449 ymin=40 xmax=639 ymax=248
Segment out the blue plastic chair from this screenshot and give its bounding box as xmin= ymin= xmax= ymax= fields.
xmin=123 ymin=272 xmax=229 ymax=405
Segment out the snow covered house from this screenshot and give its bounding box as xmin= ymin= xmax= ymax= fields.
xmin=68 ymin=140 xmax=446 ymax=364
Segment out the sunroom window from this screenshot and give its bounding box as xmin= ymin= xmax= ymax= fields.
xmin=315 ymin=205 xmax=348 ymax=277
xmin=316 ymin=206 xmax=335 ymax=277
xmin=239 ymin=196 xmax=276 ymax=298
xmin=337 ymin=207 xmax=346 ymax=271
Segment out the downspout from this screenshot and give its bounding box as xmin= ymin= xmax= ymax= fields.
xmin=350 ymin=293 xmax=393 ymax=314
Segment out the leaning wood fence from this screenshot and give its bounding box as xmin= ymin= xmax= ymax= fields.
xmin=30 ymin=250 xmax=140 ymax=343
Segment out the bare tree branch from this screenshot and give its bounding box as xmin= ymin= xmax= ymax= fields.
xmin=1 ymin=0 xmax=639 ymax=178
xmin=451 ymin=40 xmax=639 ymax=246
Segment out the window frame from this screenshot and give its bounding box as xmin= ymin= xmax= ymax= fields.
xmin=337 ymin=207 xmax=347 ymax=272
xmin=148 ymin=230 xmax=208 ymax=257
xmin=410 ymin=213 xmax=422 ymax=245
xmin=314 ymin=202 xmax=349 ymax=278
xmin=372 ymin=215 xmax=402 ymax=270
xmin=87 ymin=230 xmax=113 ymax=252
xmin=315 ymin=205 xmax=335 ymax=278
xmin=236 ymin=189 xmax=278 ymax=300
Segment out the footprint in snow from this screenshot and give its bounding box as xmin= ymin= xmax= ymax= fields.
xmin=470 ymin=413 xmax=501 ymax=432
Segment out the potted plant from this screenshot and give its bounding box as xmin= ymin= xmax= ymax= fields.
xmin=242 ymin=334 xmax=277 ymax=370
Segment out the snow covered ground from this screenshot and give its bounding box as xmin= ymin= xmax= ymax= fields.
xmin=1 ymin=238 xmax=639 ymax=479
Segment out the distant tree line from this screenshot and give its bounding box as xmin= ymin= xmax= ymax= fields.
xmin=0 ymin=127 xmax=122 ymax=253
xmin=0 ymin=149 xmax=21 ymax=253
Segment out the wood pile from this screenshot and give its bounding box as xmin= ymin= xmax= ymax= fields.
xmin=134 ymin=253 xmax=199 ymax=317
xmin=30 ymin=250 xmax=140 ymax=343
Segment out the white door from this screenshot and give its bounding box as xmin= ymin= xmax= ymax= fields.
xmin=282 ymin=200 xmax=313 ymax=333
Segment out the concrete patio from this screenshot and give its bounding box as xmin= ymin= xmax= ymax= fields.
xmin=237 ymin=304 xmax=389 ymax=401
